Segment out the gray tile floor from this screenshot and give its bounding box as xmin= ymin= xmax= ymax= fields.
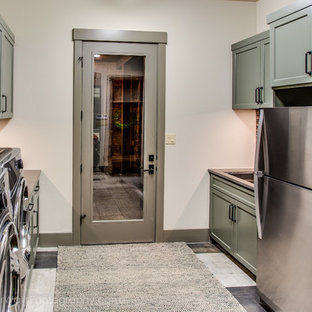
xmin=25 ymin=269 xmax=56 ymax=312
xmin=196 ymin=253 xmax=256 ymax=287
xmin=93 ymin=173 xmax=143 ymax=220
xmin=25 ymin=244 xmax=269 ymax=312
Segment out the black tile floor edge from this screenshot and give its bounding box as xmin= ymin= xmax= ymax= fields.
xmin=227 ymin=287 xmax=272 ymax=312
xmin=187 ymin=242 xmax=221 ymax=254
xmin=34 ymin=251 xmax=58 ymax=269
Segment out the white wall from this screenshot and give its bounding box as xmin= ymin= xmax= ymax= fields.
xmin=0 ymin=0 xmax=257 ymax=233
xmin=257 ymin=0 xmax=297 ymax=32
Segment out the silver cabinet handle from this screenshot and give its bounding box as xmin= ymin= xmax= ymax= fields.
xmin=254 ymin=109 xmax=264 ymax=239
xmin=34 ymin=210 xmax=38 ymax=229
xmin=1 ymin=95 xmax=7 ymax=113
xmin=305 ymin=51 xmax=312 ymax=76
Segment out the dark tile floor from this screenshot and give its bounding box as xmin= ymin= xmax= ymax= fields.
xmin=227 ymin=287 xmax=272 ymax=312
xmin=187 ymin=242 xmax=221 ymax=253
xmin=34 ymin=251 xmax=57 ymax=269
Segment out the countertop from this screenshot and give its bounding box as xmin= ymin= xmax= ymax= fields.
xmin=208 ymin=168 xmax=254 ymax=191
xmin=24 ymin=170 xmax=41 ymax=195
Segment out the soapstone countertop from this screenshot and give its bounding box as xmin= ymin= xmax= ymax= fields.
xmin=208 ymin=168 xmax=254 ymax=191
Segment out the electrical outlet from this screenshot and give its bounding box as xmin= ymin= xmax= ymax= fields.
xmin=165 ymin=133 xmax=176 ymax=145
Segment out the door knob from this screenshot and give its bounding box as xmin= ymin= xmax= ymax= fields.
xmin=143 ymin=164 xmax=154 ymax=175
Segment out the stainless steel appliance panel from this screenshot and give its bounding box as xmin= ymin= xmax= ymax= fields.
xmin=257 ymin=176 xmax=312 ymax=312
xmin=263 ymin=107 xmax=312 ymax=188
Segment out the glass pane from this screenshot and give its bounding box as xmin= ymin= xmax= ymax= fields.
xmin=92 ymin=55 xmax=145 ymax=221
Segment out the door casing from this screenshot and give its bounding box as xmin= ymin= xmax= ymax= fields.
xmin=72 ymin=29 xmax=167 ymax=245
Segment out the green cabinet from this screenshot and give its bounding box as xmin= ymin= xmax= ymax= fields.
xmin=268 ymin=3 xmax=312 ymax=87
xmin=210 ymin=189 xmax=234 ymax=254
xmin=210 ymin=174 xmax=257 ymax=274
xmin=0 ymin=15 xmax=14 ymax=119
xmin=235 ymin=201 xmax=257 ymax=271
xmin=29 ymin=182 xmax=39 ymax=268
xmin=232 ymin=31 xmax=272 ymax=109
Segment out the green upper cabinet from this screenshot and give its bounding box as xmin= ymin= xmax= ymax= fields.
xmin=261 ymin=38 xmax=272 ymax=106
xmin=232 ymin=31 xmax=272 ymax=109
xmin=268 ymin=2 xmax=312 ymax=87
xmin=0 ymin=15 xmax=14 ymax=119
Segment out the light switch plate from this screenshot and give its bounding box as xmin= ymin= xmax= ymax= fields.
xmin=165 ymin=133 xmax=176 ymax=145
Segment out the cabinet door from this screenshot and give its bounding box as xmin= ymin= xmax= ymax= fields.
xmin=0 ymin=28 xmax=13 ymax=119
xmin=260 ymin=38 xmax=272 ymax=108
xmin=270 ymin=7 xmax=312 ymax=87
xmin=29 ymin=205 xmax=35 ymax=268
xmin=29 ymin=190 xmax=39 ymax=267
xmin=32 ymin=190 xmax=39 ymax=250
xmin=234 ymin=202 xmax=257 ymax=274
xmin=233 ymin=42 xmax=261 ymax=109
xmin=210 ymin=188 xmax=234 ymax=253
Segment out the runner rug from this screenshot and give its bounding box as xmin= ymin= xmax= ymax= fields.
xmin=53 ymin=242 xmax=245 ymax=312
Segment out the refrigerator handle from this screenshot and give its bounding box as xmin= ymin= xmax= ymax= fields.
xmin=254 ymin=109 xmax=264 ymax=173
xmin=254 ymin=109 xmax=264 ymax=239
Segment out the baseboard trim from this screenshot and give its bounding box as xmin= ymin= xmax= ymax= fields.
xmin=39 ymin=233 xmax=73 ymax=247
xmin=39 ymin=230 xmax=210 ymax=246
xmin=163 ymin=229 xmax=210 ymax=243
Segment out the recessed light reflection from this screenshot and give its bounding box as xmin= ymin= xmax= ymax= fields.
xmin=94 ymin=54 xmax=101 ymax=58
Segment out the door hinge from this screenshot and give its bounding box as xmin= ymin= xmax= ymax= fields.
xmin=78 ymin=56 xmax=83 ymax=67
xmin=80 ymin=164 xmax=83 ymax=174
xmin=81 ymin=110 xmax=83 ymax=121
xmin=80 ymin=214 xmax=86 ymax=225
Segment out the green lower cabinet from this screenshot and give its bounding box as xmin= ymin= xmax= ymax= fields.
xmin=234 ymin=202 xmax=257 ymax=274
xmin=210 ymin=189 xmax=234 ymax=254
xmin=210 ymin=174 xmax=257 ymax=275
xmin=29 ymin=183 xmax=40 ymax=268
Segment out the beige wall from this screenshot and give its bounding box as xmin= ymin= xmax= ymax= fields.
xmin=0 ymin=0 xmax=257 ymax=233
xmin=256 ymin=0 xmax=297 ymax=32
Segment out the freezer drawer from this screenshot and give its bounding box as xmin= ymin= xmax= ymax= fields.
xmin=263 ymin=107 xmax=312 ymax=189
xmin=257 ymin=176 xmax=312 ymax=311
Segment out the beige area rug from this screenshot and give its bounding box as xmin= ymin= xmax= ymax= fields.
xmin=53 ymin=242 xmax=246 ymax=312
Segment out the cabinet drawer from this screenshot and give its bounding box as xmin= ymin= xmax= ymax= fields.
xmin=210 ymin=174 xmax=254 ymax=208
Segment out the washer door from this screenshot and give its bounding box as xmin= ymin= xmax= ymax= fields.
xmin=14 ymin=179 xmax=30 ymax=262
xmin=0 ymin=218 xmax=22 ymax=312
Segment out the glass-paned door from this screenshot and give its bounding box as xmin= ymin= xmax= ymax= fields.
xmin=81 ymin=42 xmax=157 ymax=244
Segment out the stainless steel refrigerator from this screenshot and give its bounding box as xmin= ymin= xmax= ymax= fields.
xmin=254 ymin=107 xmax=312 ymax=312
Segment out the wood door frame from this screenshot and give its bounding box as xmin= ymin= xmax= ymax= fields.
xmin=72 ymin=29 xmax=167 ymax=245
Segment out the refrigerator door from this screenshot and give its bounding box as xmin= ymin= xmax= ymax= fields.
xmin=263 ymin=107 xmax=312 ymax=188
xmin=257 ymin=176 xmax=312 ymax=311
